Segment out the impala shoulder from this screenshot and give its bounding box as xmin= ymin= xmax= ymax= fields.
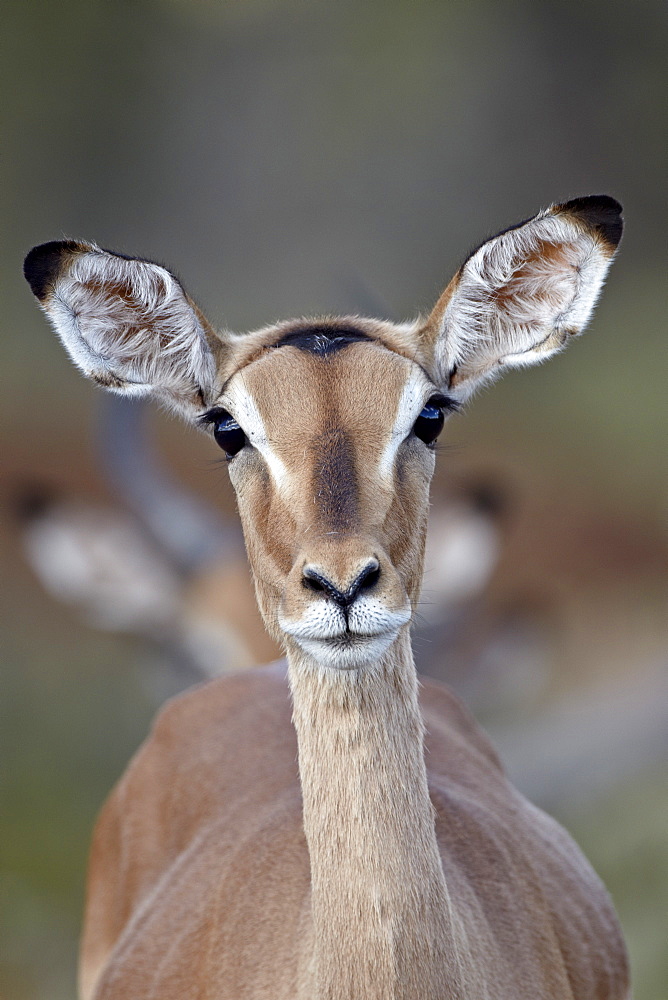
xmin=148 ymin=659 xmax=291 ymax=748
xmin=419 ymin=674 xmax=504 ymax=773
xmin=101 ymin=661 xmax=294 ymax=835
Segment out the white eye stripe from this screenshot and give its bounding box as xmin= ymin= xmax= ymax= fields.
xmin=377 ymin=370 xmax=434 ymax=480
xmin=222 ymin=382 xmax=289 ymax=489
xmin=223 ymin=365 xmax=434 ymax=489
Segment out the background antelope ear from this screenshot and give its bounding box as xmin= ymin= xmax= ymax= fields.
xmin=419 ymin=195 xmax=623 ymax=399
xmin=24 ymin=240 xmax=225 ymax=417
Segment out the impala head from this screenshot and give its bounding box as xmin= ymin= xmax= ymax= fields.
xmin=25 ymin=196 xmax=622 ymax=671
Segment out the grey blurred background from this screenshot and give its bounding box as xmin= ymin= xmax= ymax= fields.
xmin=1 ymin=2 xmax=666 ymax=998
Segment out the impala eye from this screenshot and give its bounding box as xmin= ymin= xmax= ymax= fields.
xmin=200 ymin=409 xmax=246 ymax=457
xmin=413 ymin=396 xmax=451 ymax=446
xmin=214 ymin=413 xmax=246 ymax=457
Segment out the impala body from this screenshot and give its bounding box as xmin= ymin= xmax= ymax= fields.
xmin=25 ymin=195 xmax=630 ymax=999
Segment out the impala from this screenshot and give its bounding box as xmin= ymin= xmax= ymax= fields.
xmin=24 ymin=195 xmax=629 ymax=1000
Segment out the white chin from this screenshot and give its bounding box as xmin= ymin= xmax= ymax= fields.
xmin=295 ymin=632 xmax=398 ymax=670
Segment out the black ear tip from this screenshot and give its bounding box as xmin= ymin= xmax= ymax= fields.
xmin=561 ymin=195 xmax=624 ymax=248
xmin=23 ymin=240 xmax=83 ymax=300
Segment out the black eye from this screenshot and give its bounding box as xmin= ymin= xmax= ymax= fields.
xmin=212 ymin=411 xmax=246 ymax=457
xmin=413 ymin=397 xmax=447 ymax=446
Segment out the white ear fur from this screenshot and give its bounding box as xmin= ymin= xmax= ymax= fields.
xmin=24 ymin=241 xmax=221 ymax=417
xmin=425 ymin=195 xmax=623 ymax=398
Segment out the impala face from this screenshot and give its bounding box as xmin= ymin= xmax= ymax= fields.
xmin=203 ymin=325 xmax=454 ymax=669
xmin=24 ymin=196 xmax=623 ymax=672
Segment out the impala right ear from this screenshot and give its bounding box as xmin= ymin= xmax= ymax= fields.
xmin=419 ymin=195 xmax=623 ymax=400
xmin=24 ymin=241 xmax=226 ymax=418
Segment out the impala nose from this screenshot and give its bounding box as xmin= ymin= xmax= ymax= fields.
xmin=302 ymin=559 xmax=381 ymax=609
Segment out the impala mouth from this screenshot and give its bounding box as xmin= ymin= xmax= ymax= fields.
xmin=278 ymin=601 xmax=411 ymax=668
xmin=314 ymin=630 xmax=391 ymax=651
xmin=282 ymin=622 xmax=408 ymax=670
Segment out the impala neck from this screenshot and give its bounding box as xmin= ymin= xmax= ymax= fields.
xmin=288 ymin=631 xmax=469 ymax=1000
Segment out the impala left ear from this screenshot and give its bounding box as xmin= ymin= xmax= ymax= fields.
xmin=419 ymin=195 xmax=623 ymax=399
xmin=24 ymin=240 xmax=226 ymax=419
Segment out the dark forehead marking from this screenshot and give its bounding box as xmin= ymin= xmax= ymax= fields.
xmin=313 ymin=427 xmax=359 ymax=531
xmin=271 ymin=324 xmax=373 ymax=356
xmin=212 ymin=327 xmax=436 ymax=416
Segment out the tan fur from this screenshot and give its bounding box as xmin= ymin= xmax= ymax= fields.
xmin=80 ymin=660 xmax=628 ymax=1000
xmin=24 ymin=197 xmax=629 ymax=999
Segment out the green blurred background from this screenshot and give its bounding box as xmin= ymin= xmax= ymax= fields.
xmin=1 ymin=2 xmax=666 ymax=998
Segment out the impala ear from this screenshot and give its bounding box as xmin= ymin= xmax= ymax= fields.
xmin=419 ymin=195 xmax=623 ymax=399
xmin=24 ymin=240 xmax=225 ymax=417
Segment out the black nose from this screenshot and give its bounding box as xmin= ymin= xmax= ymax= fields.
xmin=302 ymin=560 xmax=381 ymax=609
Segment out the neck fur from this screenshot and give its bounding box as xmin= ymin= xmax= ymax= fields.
xmin=288 ymin=631 xmax=468 ymax=1000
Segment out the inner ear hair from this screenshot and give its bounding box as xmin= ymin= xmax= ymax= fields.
xmin=423 ymin=195 xmax=623 ymax=396
xmin=24 ymin=240 xmax=221 ymax=416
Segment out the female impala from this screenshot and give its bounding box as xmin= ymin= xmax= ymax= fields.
xmin=25 ymin=195 xmax=629 ymax=1000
